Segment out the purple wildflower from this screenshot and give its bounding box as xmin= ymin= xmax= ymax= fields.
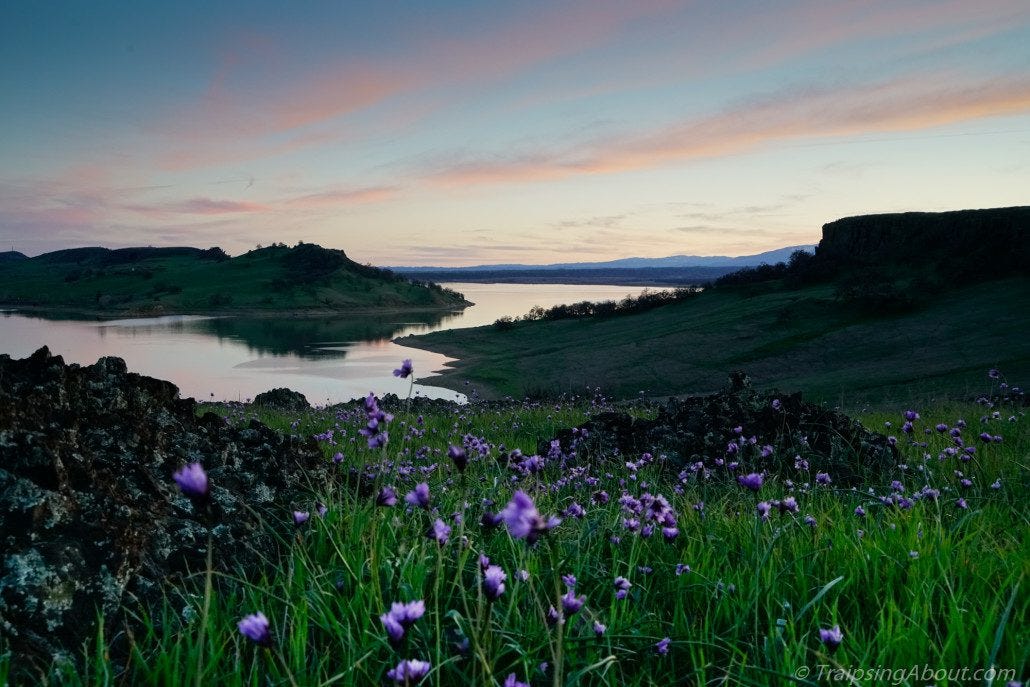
xmin=614 ymin=576 xmax=632 ymax=600
xmin=447 ymin=445 xmax=468 ymax=472
xmin=561 ymin=590 xmax=585 ymax=615
xmin=854 ymin=506 xmax=866 ymax=517
xmin=675 ymin=563 xmax=691 ymax=575
xmin=804 ymin=515 xmax=817 ymax=528
xmin=655 ymin=637 xmax=671 ymax=655
xmin=737 ymin=472 xmax=763 ymax=491
xmin=956 ymin=498 xmax=968 ymax=510
xmin=386 ymin=659 xmax=431 ymax=684
xmin=771 ymin=398 xmax=782 ymax=411
xmin=377 ymin=486 xmax=398 ymax=507
xmin=756 ymin=501 xmax=772 ymax=521
xmin=173 ymin=463 xmax=209 ymax=501
xmin=593 ymin=620 xmax=606 ymax=636
xmin=428 ymin=518 xmax=451 ymax=544
xmin=564 ymin=502 xmax=585 ymax=519
xmin=359 ymin=392 xmax=392 ymax=449
xmin=561 ymin=574 xmax=577 ymax=589
xmin=778 ymin=496 xmax=799 ymax=514
xmin=499 ymin=490 xmax=560 ymax=544
xmin=904 ymin=410 xmax=919 ymax=422
xmin=405 ymin=482 xmax=431 ymax=509
xmin=815 ymin=472 xmax=832 ymax=485
xmin=293 ymin=511 xmax=310 ymax=525
xmin=393 ymin=359 xmax=414 ymax=379
xmin=818 ymin=625 xmax=844 ymax=653
xmin=483 ymin=565 xmax=506 ymax=600
xmin=503 ymin=674 xmax=530 ymax=687
xmin=237 ymin=612 xmax=271 ymax=647
xmin=381 ymin=600 xmax=425 ymax=644
xmin=480 ymin=511 xmax=503 ymax=529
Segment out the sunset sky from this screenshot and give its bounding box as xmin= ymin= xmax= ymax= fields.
xmin=2 ymin=1 xmax=1028 ymax=266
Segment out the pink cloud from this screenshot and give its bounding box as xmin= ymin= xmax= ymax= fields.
xmin=736 ymin=0 xmax=1030 ymax=68
xmin=123 ymin=197 xmax=272 ymax=218
xmin=283 ymin=186 xmax=398 ymax=209
xmin=154 ymin=0 xmax=682 ymax=169
xmin=427 ymin=71 xmax=1030 ymax=186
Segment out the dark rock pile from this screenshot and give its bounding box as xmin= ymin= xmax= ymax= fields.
xmin=545 ymin=373 xmax=897 ymax=483
xmin=252 ymin=386 xmax=310 ymax=411
xmin=0 ymin=347 xmax=328 ymax=668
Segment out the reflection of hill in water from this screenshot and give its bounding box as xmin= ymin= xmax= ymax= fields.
xmin=192 ymin=312 xmax=452 ymax=358
xmin=7 ymin=309 xmax=456 ymax=360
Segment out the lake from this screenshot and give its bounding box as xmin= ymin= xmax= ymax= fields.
xmin=0 ymin=283 xmax=667 ymax=404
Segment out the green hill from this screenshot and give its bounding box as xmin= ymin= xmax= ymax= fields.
xmin=0 ymin=242 xmax=469 ymax=315
xmin=403 ymin=208 xmax=1030 ymax=404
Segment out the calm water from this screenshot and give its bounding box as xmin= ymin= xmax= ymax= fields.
xmin=0 ymin=283 xmax=663 ymax=404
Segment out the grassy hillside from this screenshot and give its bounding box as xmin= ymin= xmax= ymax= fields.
xmin=405 ymin=208 xmax=1030 ymax=405
xmin=402 ymin=277 xmax=1030 ymax=405
xmin=0 ymin=243 xmax=469 ymax=315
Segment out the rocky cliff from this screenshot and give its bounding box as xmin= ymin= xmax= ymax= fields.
xmin=817 ymin=206 xmax=1028 ymax=276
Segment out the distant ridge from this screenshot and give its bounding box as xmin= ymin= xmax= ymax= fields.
xmin=390 ymin=245 xmax=813 ymax=272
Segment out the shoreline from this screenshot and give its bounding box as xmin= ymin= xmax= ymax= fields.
xmin=1 ymin=302 xmax=473 ymax=320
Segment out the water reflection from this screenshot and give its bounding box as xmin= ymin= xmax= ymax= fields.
xmin=0 ymin=283 xmax=670 ymax=403
xmin=191 ymin=311 xmax=453 ymax=359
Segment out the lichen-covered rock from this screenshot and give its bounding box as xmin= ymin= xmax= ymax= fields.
xmin=543 ymin=372 xmax=896 ymax=484
xmin=252 ymin=387 xmax=310 ymax=411
xmin=0 ymin=347 xmax=328 ymax=669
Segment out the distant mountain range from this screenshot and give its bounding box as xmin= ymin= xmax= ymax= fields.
xmin=390 ymin=245 xmax=813 ymax=272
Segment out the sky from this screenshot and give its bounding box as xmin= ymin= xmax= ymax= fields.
xmin=1 ymin=1 xmax=1028 ymax=266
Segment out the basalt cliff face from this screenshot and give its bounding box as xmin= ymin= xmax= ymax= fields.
xmin=0 ymin=347 xmax=328 ymax=669
xmin=817 ymin=206 xmax=1028 ymax=276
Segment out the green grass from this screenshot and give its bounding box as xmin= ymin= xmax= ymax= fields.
xmin=10 ymin=384 xmax=1027 ymax=686
xmin=0 ymin=244 xmax=467 ymax=315
xmin=401 ymin=278 xmax=1030 ymax=407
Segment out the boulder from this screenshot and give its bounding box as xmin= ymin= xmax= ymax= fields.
xmin=252 ymin=387 xmax=310 ymax=411
xmin=0 ymin=347 xmax=328 ymax=669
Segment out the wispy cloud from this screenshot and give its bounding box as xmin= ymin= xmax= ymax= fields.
xmin=124 ymin=197 xmax=271 ymax=217
xmin=154 ymin=0 xmax=682 ymax=169
xmin=426 ymin=71 xmax=1030 ymax=186
xmin=283 ymin=186 xmax=398 ymax=209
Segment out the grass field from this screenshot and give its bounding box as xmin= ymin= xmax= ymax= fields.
xmin=10 ymin=367 xmax=1026 ymax=686
xmin=401 ymin=278 xmax=1030 ymax=409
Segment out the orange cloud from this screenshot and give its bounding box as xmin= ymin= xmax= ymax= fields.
xmin=428 ymin=71 xmax=1030 ymax=186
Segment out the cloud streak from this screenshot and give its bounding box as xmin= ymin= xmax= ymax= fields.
xmin=427 ymin=71 xmax=1030 ymax=186
xmin=155 ymin=0 xmax=682 ymax=169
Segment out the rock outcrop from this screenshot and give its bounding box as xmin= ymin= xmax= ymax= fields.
xmin=252 ymin=386 xmax=310 ymax=411
xmin=544 ymin=373 xmax=896 ymax=484
xmin=0 ymin=347 xmax=328 ymax=668
xmin=818 ymin=206 xmax=1028 ymax=277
